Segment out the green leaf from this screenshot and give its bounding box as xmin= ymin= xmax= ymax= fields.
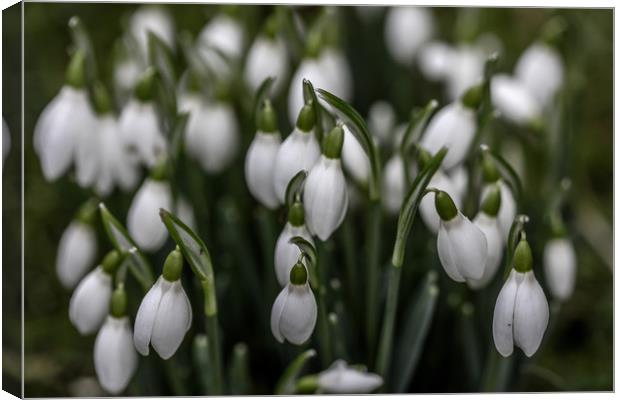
xmin=169 ymin=112 xmax=190 ymax=163
xmin=392 ymin=147 xmax=448 ymax=268
xmin=400 ymin=99 xmax=439 ymax=183
xmin=316 ymin=88 xmax=382 ymax=200
xmin=148 ymin=32 xmax=177 ymax=119
xmin=303 ymin=79 xmax=324 ymax=142
xmin=289 ymin=235 xmax=318 ymax=289
xmin=275 ymin=349 xmax=317 ymax=395
xmin=285 ymin=170 xmax=308 ymax=208
xmin=68 ymin=16 xmax=98 ymax=83
xmin=178 ymin=31 xmax=216 ymax=85
xmin=392 ymin=272 xmax=439 ymax=392
xmin=98 ymin=203 xmax=154 ymax=290
xmin=253 ymin=76 xmax=275 ymax=131
xmin=486 ymin=148 xmax=523 ymax=208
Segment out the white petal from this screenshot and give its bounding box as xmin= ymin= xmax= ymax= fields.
xmin=94 ymin=316 xmax=138 ymax=394
xmin=482 ymin=181 xmax=517 ymax=240
xmin=245 ymin=132 xmax=281 ymax=209
xmin=130 ymin=6 xmax=175 ymax=59
xmin=384 ymin=7 xmax=434 ymax=66
xmin=468 ymin=213 xmax=503 ymax=289
xmin=437 ymin=220 xmax=465 ymax=282
xmin=341 ymin=125 xmax=370 ymax=184
xmin=368 ymin=101 xmax=396 ymax=146
xmin=419 ymin=171 xmax=461 ymax=233
xmin=382 ymin=154 xmax=407 ymax=214
xmin=127 ymin=179 xmax=172 ymax=251
xmin=513 ymin=271 xmax=549 ymax=357
xmin=244 ymin=36 xmax=289 ymax=94
xmin=56 ymin=221 xmax=97 ymax=289
xmin=151 ymin=280 xmax=193 ymax=359
xmin=69 ymin=267 xmax=112 ymax=335
xmin=445 ymin=212 xmax=488 ymax=280
xmin=492 ymin=269 xmax=520 ymax=357
xmin=543 ymin=238 xmax=577 ymax=301
xmin=418 ymin=41 xmax=455 ymax=81
xmin=515 ymin=42 xmax=564 ymax=108
xmin=491 ymin=74 xmax=542 ymax=125
xmin=133 ymin=277 xmax=167 ymax=356
xmin=198 ymin=15 xmax=244 ymax=60
xmin=445 ymin=44 xmax=485 ymax=100
xmin=118 ymin=100 xmax=167 ymax=168
xmin=279 ymin=284 xmax=317 ymax=345
xmin=270 ymin=287 xmax=289 ymax=343
xmin=274 ymin=223 xmax=314 ymax=287
xmin=318 ymin=360 xmax=383 ymax=394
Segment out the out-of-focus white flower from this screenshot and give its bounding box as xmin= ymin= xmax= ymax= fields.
xmin=127 ymin=178 xmax=172 ymax=251
xmin=449 ymin=165 xmax=469 ymax=201
xmin=493 ymin=265 xmax=549 ymax=357
xmin=118 ymin=99 xmax=167 ymax=168
xmin=515 ymin=42 xmax=564 ymax=108
xmin=34 ymin=86 xmax=98 ymax=181
xmin=341 ymin=125 xmax=370 ymax=185
xmin=418 ymin=41 xmax=454 ymax=81
xmin=544 ymin=237 xmax=577 ymax=301
xmin=491 ymin=74 xmax=542 ymax=126
xmin=244 ymin=35 xmax=289 ymax=94
xmin=114 ymin=58 xmax=143 ymax=98
xmin=419 ymin=171 xmax=462 ymax=233
xmin=367 ymin=100 xmax=396 ymax=146
xmin=468 ymin=212 xmax=503 ymax=289
xmin=420 ymin=102 xmax=476 ymax=170
xmin=57 ymin=220 xmax=97 ymax=289
xmin=382 ymin=154 xmax=417 ymax=214
xmin=129 ymin=6 xmax=175 ymax=60
xmin=180 ymin=93 xmax=239 ymax=174
xmin=175 ymin=196 xmax=197 ymax=232
xmin=317 ymin=360 xmax=383 ymax=394
xmin=197 ymin=15 xmax=244 ymax=79
xmin=94 ymin=316 xmax=138 ymax=395
xmin=271 ymin=263 xmax=317 ymax=345
xmin=481 ymin=180 xmax=516 ymax=240
xmin=134 ymin=275 xmax=192 ymax=359
xmin=2 ymin=118 xmax=10 ymax=165
xmin=445 ymin=44 xmax=485 ymax=100
xmin=275 ymin=221 xmax=314 ymax=287
xmin=69 ymin=267 xmax=112 ymax=335
xmin=384 ymin=7 xmax=434 ymax=66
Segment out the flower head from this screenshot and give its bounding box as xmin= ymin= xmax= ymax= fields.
xmin=384 ymin=7 xmax=434 ymax=66
xmin=127 ymin=177 xmax=172 ymax=252
xmin=317 ymin=360 xmax=383 ymax=394
xmin=515 ymin=42 xmax=564 ymax=108
xmin=341 ymin=124 xmax=370 ymax=185
xmin=94 ymin=316 xmax=138 ymax=394
xmin=491 ymin=74 xmax=541 ymax=126
xmin=244 ymin=34 xmax=289 ymax=94
xmin=129 ymin=6 xmax=175 ymax=60
xmin=543 ymin=237 xmax=577 ymax=301
xmin=56 ymin=220 xmax=97 ymax=289
xmin=275 ymin=202 xmax=314 ymax=286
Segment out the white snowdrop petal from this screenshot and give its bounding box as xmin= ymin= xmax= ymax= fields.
xmin=543 ymin=238 xmax=577 ymax=301
xmin=270 ymin=287 xmax=289 ymax=343
xmin=445 ymin=44 xmax=485 ymax=100
xmin=56 ymin=221 xmax=97 ymax=289
xmin=94 ymin=317 xmax=138 ymax=395
xmin=492 ymin=270 xmax=520 ymax=357
xmin=118 ymin=100 xmax=167 ymax=168
xmin=446 ymin=213 xmax=487 ymax=280
xmin=437 ymin=221 xmax=465 ymax=282
xmin=341 ymin=125 xmax=370 ymax=184
xmin=133 ymin=276 xmax=166 ymax=356
xmin=368 ymin=100 xmax=396 ymax=146
xmin=418 ymin=41 xmax=454 ymax=81
xmin=385 ymin=7 xmax=434 ymax=66
xmin=419 ymin=172 xmax=461 ymax=233
xmin=468 ymin=213 xmax=503 ymax=289
xmin=69 ymin=267 xmax=112 ymax=335
xmin=150 ymin=281 xmax=192 ymax=359
xmin=513 ymin=271 xmax=549 ymax=357
xmin=382 ymin=154 xmax=407 ymax=214
xmin=318 ymin=360 xmax=383 ymax=393
xmin=130 ymin=6 xmax=175 ymax=59
xmin=515 ymin=43 xmax=564 ymax=108
xmin=244 ymin=36 xmax=289 ymax=94
xmin=245 ymin=132 xmax=281 ymax=209
xmin=127 ymin=179 xmax=172 ymax=251
xmin=274 ymin=224 xmax=314 ymax=287
xmin=279 ymin=284 xmax=317 ymax=345
xmin=491 ymin=74 xmax=541 ymax=125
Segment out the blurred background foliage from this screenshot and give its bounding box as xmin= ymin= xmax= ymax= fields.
xmin=1 ymin=2 xmax=612 ymax=396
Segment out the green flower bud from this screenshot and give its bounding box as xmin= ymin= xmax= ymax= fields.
xmin=435 ymin=190 xmax=458 ymax=221
xmin=550 ymin=213 xmax=567 ymax=238
xmin=481 ymin=184 xmax=502 ymax=217
xmin=258 ymin=100 xmax=278 ymax=133
xmin=102 ymin=250 xmax=121 ymax=275
xmin=163 ymin=247 xmax=184 ymax=282
xmin=514 ymin=237 xmax=533 ymax=273
xmin=92 ymin=81 xmax=112 ymax=115
xmin=322 ymin=125 xmax=344 ymax=159
xmin=305 ymin=29 xmax=323 ymax=59
xmin=417 ymin=148 xmax=432 ymax=170
xmin=288 ymin=201 xmax=305 ymax=227
xmin=75 ymin=198 xmax=98 ymax=225
xmin=66 ymin=50 xmax=86 ymax=89
xmin=150 ymin=157 xmax=169 ymax=181
xmin=296 ymin=103 xmax=316 ymax=132
xmin=289 ymin=261 xmax=308 ymax=285
xmin=461 ymin=84 xmax=483 ymax=110
xmin=110 ymin=284 xmax=128 ymax=318
xmin=482 ymin=153 xmax=500 ymax=183
xmin=264 ymin=13 xmax=279 ymax=39
xmin=134 ymin=67 xmax=156 ymax=102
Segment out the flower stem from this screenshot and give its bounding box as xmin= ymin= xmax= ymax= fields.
xmin=202 ymin=279 xmax=224 ymax=395
xmin=256 ymin=207 xmax=278 ymax=300
xmin=316 ymin=242 xmax=333 ymax=368
xmin=375 ymin=263 xmax=401 ymax=382
xmin=365 ymin=199 xmax=382 ymax=363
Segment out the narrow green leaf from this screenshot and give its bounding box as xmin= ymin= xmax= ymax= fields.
xmin=275 ymin=349 xmax=317 ymax=395
xmin=400 ymin=99 xmax=439 ymax=183
xmin=316 ymin=88 xmax=381 ymax=200
xmin=68 ymin=16 xmax=98 ymax=83
xmin=285 ymin=170 xmax=308 ymax=208
xmin=303 ymin=79 xmax=324 ymax=142
xmin=392 ymin=272 xmax=439 ymax=392
xmin=148 ymin=32 xmax=177 ymax=119
xmin=486 ymin=149 xmax=523 ymax=206
xmin=170 ymin=112 xmax=189 ymax=163
xmin=253 ymin=76 xmax=275 ymax=130
xmin=178 ymin=31 xmax=217 ymax=85
xmin=289 ymin=235 xmax=318 ymax=289
xmin=392 ymin=147 xmax=448 ymax=268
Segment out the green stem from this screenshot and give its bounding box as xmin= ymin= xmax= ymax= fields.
xmin=256 ymin=207 xmax=278 ymax=300
xmin=375 ymin=264 xmax=401 ymax=383
xmin=340 ymin=216 xmax=359 ymax=325
xmin=316 ymin=242 xmax=333 ymax=368
xmin=365 ymin=200 xmax=382 ymax=363
xmin=205 ymin=314 xmax=224 ymax=395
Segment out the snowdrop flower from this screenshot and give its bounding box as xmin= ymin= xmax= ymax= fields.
xmin=515 ymin=42 xmax=564 ymax=108
xmin=275 ymin=202 xmax=315 ymax=287
xmin=197 ymin=14 xmax=244 ymax=80
xmin=303 ymin=126 xmax=349 ymax=241
xmin=367 ymin=100 xmax=396 ymax=146
xmin=69 ymin=251 xmax=120 ymax=335
xmin=418 ymin=41 xmax=454 ymax=81
xmin=118 ymin=69 xmax=167 ymax=168
xmin=420 ymin=101 xmax=477 ymax=170
xmin=114 ymin=57 xmax=143 ymax=99
xmin=544 ymin=237 xmax=577 ymax=301
xmin=445 ymin=44 xmax=485 ymax=100
xmin=382 ymin=154 xmax=417 ymax=215
xmin=273 ymin=104 xmax=321 ymax=204
xmin=317 ymin=360 xmax=383 ymax=394
xmin=434 ymin=190 xmax=487 ymax=282
xmin=94 ymin=285 xmax=138 ymax=394
xmin=480 ymin=180 xmax=515 ymax=241
xmin=245 ymin=101 xmax=281 ymax=209
xmin=493 ymin=238 xmax=549 ymax=357
xmin=341 ymin=124 xmax=370 ymax=185
xmin=129 ymin=6 xmax=175 ymax=59
xmin=34 ymin=51 xmax=98 ymax=181
xmin=271 ymin=262 xmax=317 ymax=345
xmin=384 ymin=7 xmax=434 ymax=66
xmin=449 ymin=165 xmax=469 ymax=201
xmin=127 ymin=173 xmax=172 ymax=252
xmin=491 ymin=74 xmax=542 ymax=126
xmin=180 ymin=92 xmax=240 ymax=174
xmin=56 ymin=216 xmax=97 ymax=289
xmin=244 ymin=19 xmax=289 ymax=94
xmin=467 ymin=185 xmax=504 ymax=289
xmin=3 ymin=118 xmax=9 ymax=165
xmin=134 ymin=248 xmax=192 ymax=359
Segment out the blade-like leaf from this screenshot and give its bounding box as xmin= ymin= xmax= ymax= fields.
xmin=400 ymin=99 xmax=439 ymax=183
xmin=148 ymin=32 xmax=178 ymax=121
xmin=285 ymin=170 xmax=308 ymax=208
xmin=170 ymin=112 xmax=189 ymax=163
xmin=316 ymin=88 xmax=381 ymax=200
xmin=289 ymin=235 xmax=318 ymax=289
xmin=275 ymin=349 xmax=317 ymax=395
xmin=303 ymin=79 xmax=324 ymax=142
xmin=253 ymin=76 xmax=275 ymax=130
xmin=392 ymin=272 xmax=439 ymax=392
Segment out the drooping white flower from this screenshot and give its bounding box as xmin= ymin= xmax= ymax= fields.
xmin=275 ymin=203 xmax=315 ymax=287
xmin=493 ymin=266 xmax=549 ymax=357
xmin=449 ymin=165 xmax=469 ymax=201
xmin=418 ymin=41 xmax=454 ymax=81
xmin=444 ymin=44 xmax=485 ymax=101
xmin=134 ymin=276 xmax=192 ymax=359
xmin=420 ymin=102 xmax=476 ymax=170
xmin=118 ymin=99 xmax=167 ymax=168
xmin=94 ymin=316 xmax=138 ymax=394
xmin=419 ymin=170 xmax=462 ymax=233
xmin=303 ymin=151 xmax=349 ymax=241
xmin=129 ymin=6 xmax=175 ymax=60
xmin=491 ymin=74 xmax=542 ymax=126
xmin=341 ymin=125 xmax=370 ymax=185
xmin=244 ymin=35 xmax=289 ymax=94
xmin=69 ymin=267 xmax=112 ymax=335
xmin=384 ymin=7 xmax=434 ymax=66
xmin=382 ymin=154 xmax=417 ymax=215
xmin=127 ymin=178 xmax=172 ymax=251
xmin=434 ymin=191 xmax=487 ymax=282
xmin=515 ymin=42 xmax=564 ymax=109
xmin=317 ymin=360 xmax=383 ymax=394
xmin=114 ymin=57 xmax=144 ymax=99
xmin=197 ymin=15 xmax=244 ymax=80
xmin=367 ymin=100 xmax=396 ymax=146
xmin=56 ymin=220 xmax=97 ymax=289
xmin=481 ymin=180 xmax=516 ymax=240
xmin=543 ymin=237 xmax=577 ymax=301
xmin=271 ymin=263 xmax=317 ymax=345
xmin=467 ymin=212 xmax=503 ymax=289
xmin=3 ymin=117 xmax=10 ymax=165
